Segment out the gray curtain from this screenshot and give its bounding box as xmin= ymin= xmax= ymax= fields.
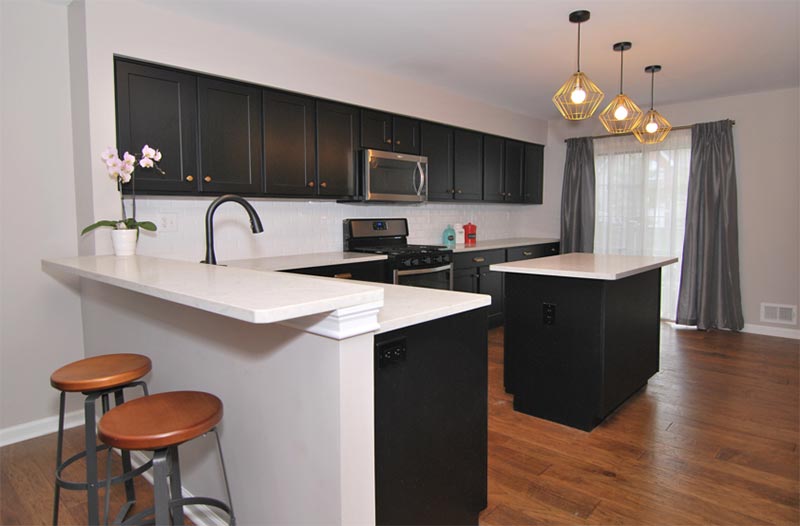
xmin=676 ymin=120 xmax=744 ymax=330
xmin=560 ymin=138 xmax=595 ymax=253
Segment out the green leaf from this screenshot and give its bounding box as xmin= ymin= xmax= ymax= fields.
xmin=136 ymin=221 xmax=157 ymax=232
xmin=80 ymin=220 xmax=119 ymax=235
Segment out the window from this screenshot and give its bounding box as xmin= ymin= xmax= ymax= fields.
xmin=594 ymin=129 xmax=691 ymax=320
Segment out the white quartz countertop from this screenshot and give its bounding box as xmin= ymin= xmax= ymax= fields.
xmin=453 ymin=237 xmax=560 ymax=253
xmin=43 ymin=255 xmax=490 ymax=332
xmin=225 ymin=251 xmax=386 ymax=272
xmin=490 ymin=253 xmax=678 ymax=280
xmin=43 ymin=255 xmax=384 ymax=324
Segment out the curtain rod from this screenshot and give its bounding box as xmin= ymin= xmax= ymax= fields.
xmin=564 ymin=120 xmax=736 ymax=142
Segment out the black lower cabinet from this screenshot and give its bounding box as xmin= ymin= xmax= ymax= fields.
xmin=283 ymin=261 xmax=388 ymax=283
xmin=375 ymin=308 xmax=488 ymax=526
xmin=453 ymin=250 xmax=506 ymax=328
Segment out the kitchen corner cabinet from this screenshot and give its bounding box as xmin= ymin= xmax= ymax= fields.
xmin=198 ymin=77 xmax=262 ymax=194
xmin=375 ymin=308 xmax=488 ymax=525
xmin=452 ymin=129 xmax=483 ymax=200
xmin=503 ymin=140 xmax=524 ymax=203
xmin=482 ymin=135 xmax=505 ymax=202
xmin=361 ymin=109 xmax=420 ymax=155
xmin=316 ymin=101 xmax=359 ymax=198
xmin=263 ymin=90 xmax=316 ymax=196
xmin=115 ymin=60 xmax=198 ymax=193
xmin=523 ymin=143 xmax=544 ymax=204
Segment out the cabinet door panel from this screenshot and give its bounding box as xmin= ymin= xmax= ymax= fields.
xmin=453 ymin=268 xmax=479 ymax=294
xmin=393 ymin=116 xmax=420 ymax=154
xmin=115 ymin=60 xmax=198 ymax=193
xmin=480 ymin=267 xmax=504 ymax=327
xmin=453 ymin=130 xmax=483 ymax=201
xmin=523 ymin=143 xmax=544 ymax=204
xmin=361 ymin=109 xmax=393 ymax=150
xmin=482 ymin=135 xmax=505 ymax=202
xmin=198 ymin=78 xmax=262 ymax=194
xmin=263 ymin=90 xmax=316 ymax=196
xmin=421 ymin=122 xmax=454 ymax=201
xmin=504 ymin=140 xmax=524 ymax=203
xmin=316 ymin=101 xmax=358 ymax=198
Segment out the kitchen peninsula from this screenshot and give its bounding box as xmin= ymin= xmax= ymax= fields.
xmin=491 ymin=253 xmax=677 ymax=431
xmin=42 ymin=255 xmax=491 ymax=525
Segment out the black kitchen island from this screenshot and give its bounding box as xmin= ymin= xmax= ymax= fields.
xmin=491 ymin=253 xmax=677 ymax=431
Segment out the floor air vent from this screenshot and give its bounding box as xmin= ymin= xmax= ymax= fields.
xmin=760 ymin=303 xmax=798 ymax=325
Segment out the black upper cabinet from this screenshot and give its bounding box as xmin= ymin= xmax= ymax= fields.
xmin=504 ymin=140 xmax=524 ymax=203
xmin=316 ymin=101 xmax=358 ymax=198
xmin=361 ymin=109 xmax=393 ymax=150
xmin=523 ymin=143 xmax=544 ymax=204
xmin=421 ymin=122 xmax=454 ymax=201
xmin=263 ymin=90 xmax=316 ymax=196
xmin=392 ymin=116 xmax=420 ymax=155
xmin=115 ymin=60 xmax=198 ymax=193
xmin=453 ymin=129 xmax=483 ymax=201
xmin=482 ymin=135 xmax=505 ymax=202
xmin=198 ymin=78 xmax=262 ymax=194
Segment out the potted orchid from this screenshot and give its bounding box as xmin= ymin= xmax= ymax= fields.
xmin=81 ymin=145 xmax=163 ymax=256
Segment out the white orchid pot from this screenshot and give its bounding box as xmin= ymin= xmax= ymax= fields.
xmin=111 ymin=229 xmax=138 ymax=256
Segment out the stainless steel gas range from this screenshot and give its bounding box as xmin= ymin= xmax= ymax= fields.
xmin=344 ymin=218 xmax=453 ymax=290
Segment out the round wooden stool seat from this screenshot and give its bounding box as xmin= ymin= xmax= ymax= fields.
xmin=50 ymin=354 xmax=151 ymax=393
xmin=98 ymin=391 xmax=223 ymax=451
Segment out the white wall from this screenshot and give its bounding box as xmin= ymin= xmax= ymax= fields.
xmin=0 ymin=0 xmax=85 ymax=432
xmin=545 ymin=87 xmax=800 ymax=335
xmin=74 ymin=0 xmax=556 ymax=260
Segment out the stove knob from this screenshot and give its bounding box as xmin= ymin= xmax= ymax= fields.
xmin=435 ymin=255 xmax=443 ymax=263
xmin=412 ymin=258 xmax=419 ymax=266
xmin=403 ymin=259 xmax=412 ymax=267
xmin=423 ymin=256 xmax=432 ymax=264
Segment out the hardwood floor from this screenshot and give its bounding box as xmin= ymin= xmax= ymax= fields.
xmin=1 ymin=324 xmax=797 ymax=525
xmin=480 ymin=324 xmax=799 ymax=525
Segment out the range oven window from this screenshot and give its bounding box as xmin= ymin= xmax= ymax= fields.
xmin=394 ymin=266 xmax=453 ymax=290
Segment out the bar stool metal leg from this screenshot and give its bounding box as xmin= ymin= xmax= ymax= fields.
xmin=84 ymin=393 xmax=100 ymax=526
xmin=152 ymin=449 xmax=171 ymax=525
xmin=52 ymin=391 xmax=66 ymax=525
xmin=114 ymin=390 xmax=137 ymax=507
xmin=213 ymin=428 xmax=236 ymax=525
xmin=168 ymin=446 xmax=184 ymax=525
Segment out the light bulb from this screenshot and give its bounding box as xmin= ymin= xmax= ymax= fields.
xmin=613 ymin=105 xmax=628 ymax=120
xmin=645 ymin=120 xmax=659 ymax=134
xmin=570 ymin=88 xmax=587 ymax=104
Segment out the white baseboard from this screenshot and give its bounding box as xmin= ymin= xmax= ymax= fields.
xmin=742 ymin=323 xmax=800 ymax=340
xmin=129 ymin=450 xmax=229 ymax=526
xmin=0 ymin=410 xmax=84 ymax=448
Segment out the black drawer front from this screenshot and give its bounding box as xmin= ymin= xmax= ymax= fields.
xmin=454 ymin=249 xmax=506 ymax=270
xmin=507 ymin=242 xmax=560 ymax=262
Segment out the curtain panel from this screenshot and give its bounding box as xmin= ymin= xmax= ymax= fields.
xmin=560 ymin=137 xmax=595 ymax=253
xmin=676 ymin=119 xmax=744 ymax=330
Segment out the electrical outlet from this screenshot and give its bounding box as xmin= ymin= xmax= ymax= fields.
xmin=543 ymin=303 xmax=556 ymax=325
xmin=156 ymin=213 xmax=178 ymax=233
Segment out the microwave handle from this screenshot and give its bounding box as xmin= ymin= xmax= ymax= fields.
xmin=416 ymin=161 xmax=425 ymax=196
xmin=411 ymin=162 xmax=420 ymax=195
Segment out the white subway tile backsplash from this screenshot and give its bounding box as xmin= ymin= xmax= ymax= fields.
xmin=132 ymin=196 xmax=559 ymax=261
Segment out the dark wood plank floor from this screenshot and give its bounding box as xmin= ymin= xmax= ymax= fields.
xmin=480 ymin=324 xmax=799 ymax=525
xmin=1 ymin=324 xmax=798 ymax=525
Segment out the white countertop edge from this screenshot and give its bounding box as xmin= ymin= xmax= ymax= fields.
xmin=226 ymin=251 xmax=388 ymax=272
xmin=490 ymin=254 xmax=679 ymax=280
xmin=42 ymin=256 xmax=384 ymax=325
xmin=452 ymin=237 xmax=560 ymax=253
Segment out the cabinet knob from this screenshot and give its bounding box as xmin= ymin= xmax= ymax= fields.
xmin=551 ymin=247 xmax=557 ymax=252
xmin=522 ymin=251 xmax=533 ymax=256
xmin=473 ymin=257 xmax=485 ymax=263
xmin=320 ymin=181 xmax=327 ymax=188
xmin=307 ymin=181 xmax=315 ymax=188
xmin=204 ymin=176 xmax=212 ymax=183
xmin=333 ymin=272 xmax=353 ymax=279
xmin=185 ymin=175 xmax=194 ymax=182
xmin=386 ymin=139 xmax=392 ymax=144
xmin=396 ymin=140 xmax=401 ymax=145
xmin=457 ymin=189 xmax=462 ymax=194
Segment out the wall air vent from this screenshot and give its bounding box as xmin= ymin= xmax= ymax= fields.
xmin=760 ymin=303 xmax=798 ymax=325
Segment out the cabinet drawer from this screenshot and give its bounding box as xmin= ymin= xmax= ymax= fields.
xmin=454 ymin=249 xmax=505 ymax=270
xmin=507 ymin=243 xmax=560 ymax=261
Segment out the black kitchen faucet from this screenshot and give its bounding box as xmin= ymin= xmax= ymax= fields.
xmin=202 ymin=194 xmax=264 ymax=265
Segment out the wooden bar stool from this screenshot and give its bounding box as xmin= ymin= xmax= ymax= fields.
xmin=98 ymin=391 xmax=235 ymax=526
xmin=50 ymin=353 xmax=152 ymax=526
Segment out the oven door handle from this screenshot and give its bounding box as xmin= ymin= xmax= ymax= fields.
xmin=395 ymin=264 xmax=453 ymax=277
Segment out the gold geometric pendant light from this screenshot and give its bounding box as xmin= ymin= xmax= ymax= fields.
xmin=633 ymin=65 xmax=672 ymax=144
xmin=599 ymin=42 xmax=643 ymax=133
xmin=553 ymin=10 xmax=604 ymax=120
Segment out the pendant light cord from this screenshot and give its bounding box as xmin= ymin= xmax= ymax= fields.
xmin=576 ymin=23 xmax=581 ymax=72
xmin=650 ymin=70 xmax=655 ymax=110
xmin=619 ymin=48 xmax=624 ymax=94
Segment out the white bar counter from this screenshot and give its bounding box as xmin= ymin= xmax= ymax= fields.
xmin=491 ymin=252 xmax=678 ymax=280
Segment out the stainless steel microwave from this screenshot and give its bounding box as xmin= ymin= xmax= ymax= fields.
xmin=362 ymin=149 xmax=428 ymax=202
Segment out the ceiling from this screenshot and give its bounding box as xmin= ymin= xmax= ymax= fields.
xmin=144 ymin=0 xmax=800 ymax=120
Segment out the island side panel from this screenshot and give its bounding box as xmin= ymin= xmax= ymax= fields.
xmin=79 ymin=279 xmax=374 ymax=525
xmin=374 ymin=308 xmax=488 ymax=526
xmin=600 ymin=268 xmax=662 ymax=417
xmin=505 ymin=274 xmax=605 ymax=431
